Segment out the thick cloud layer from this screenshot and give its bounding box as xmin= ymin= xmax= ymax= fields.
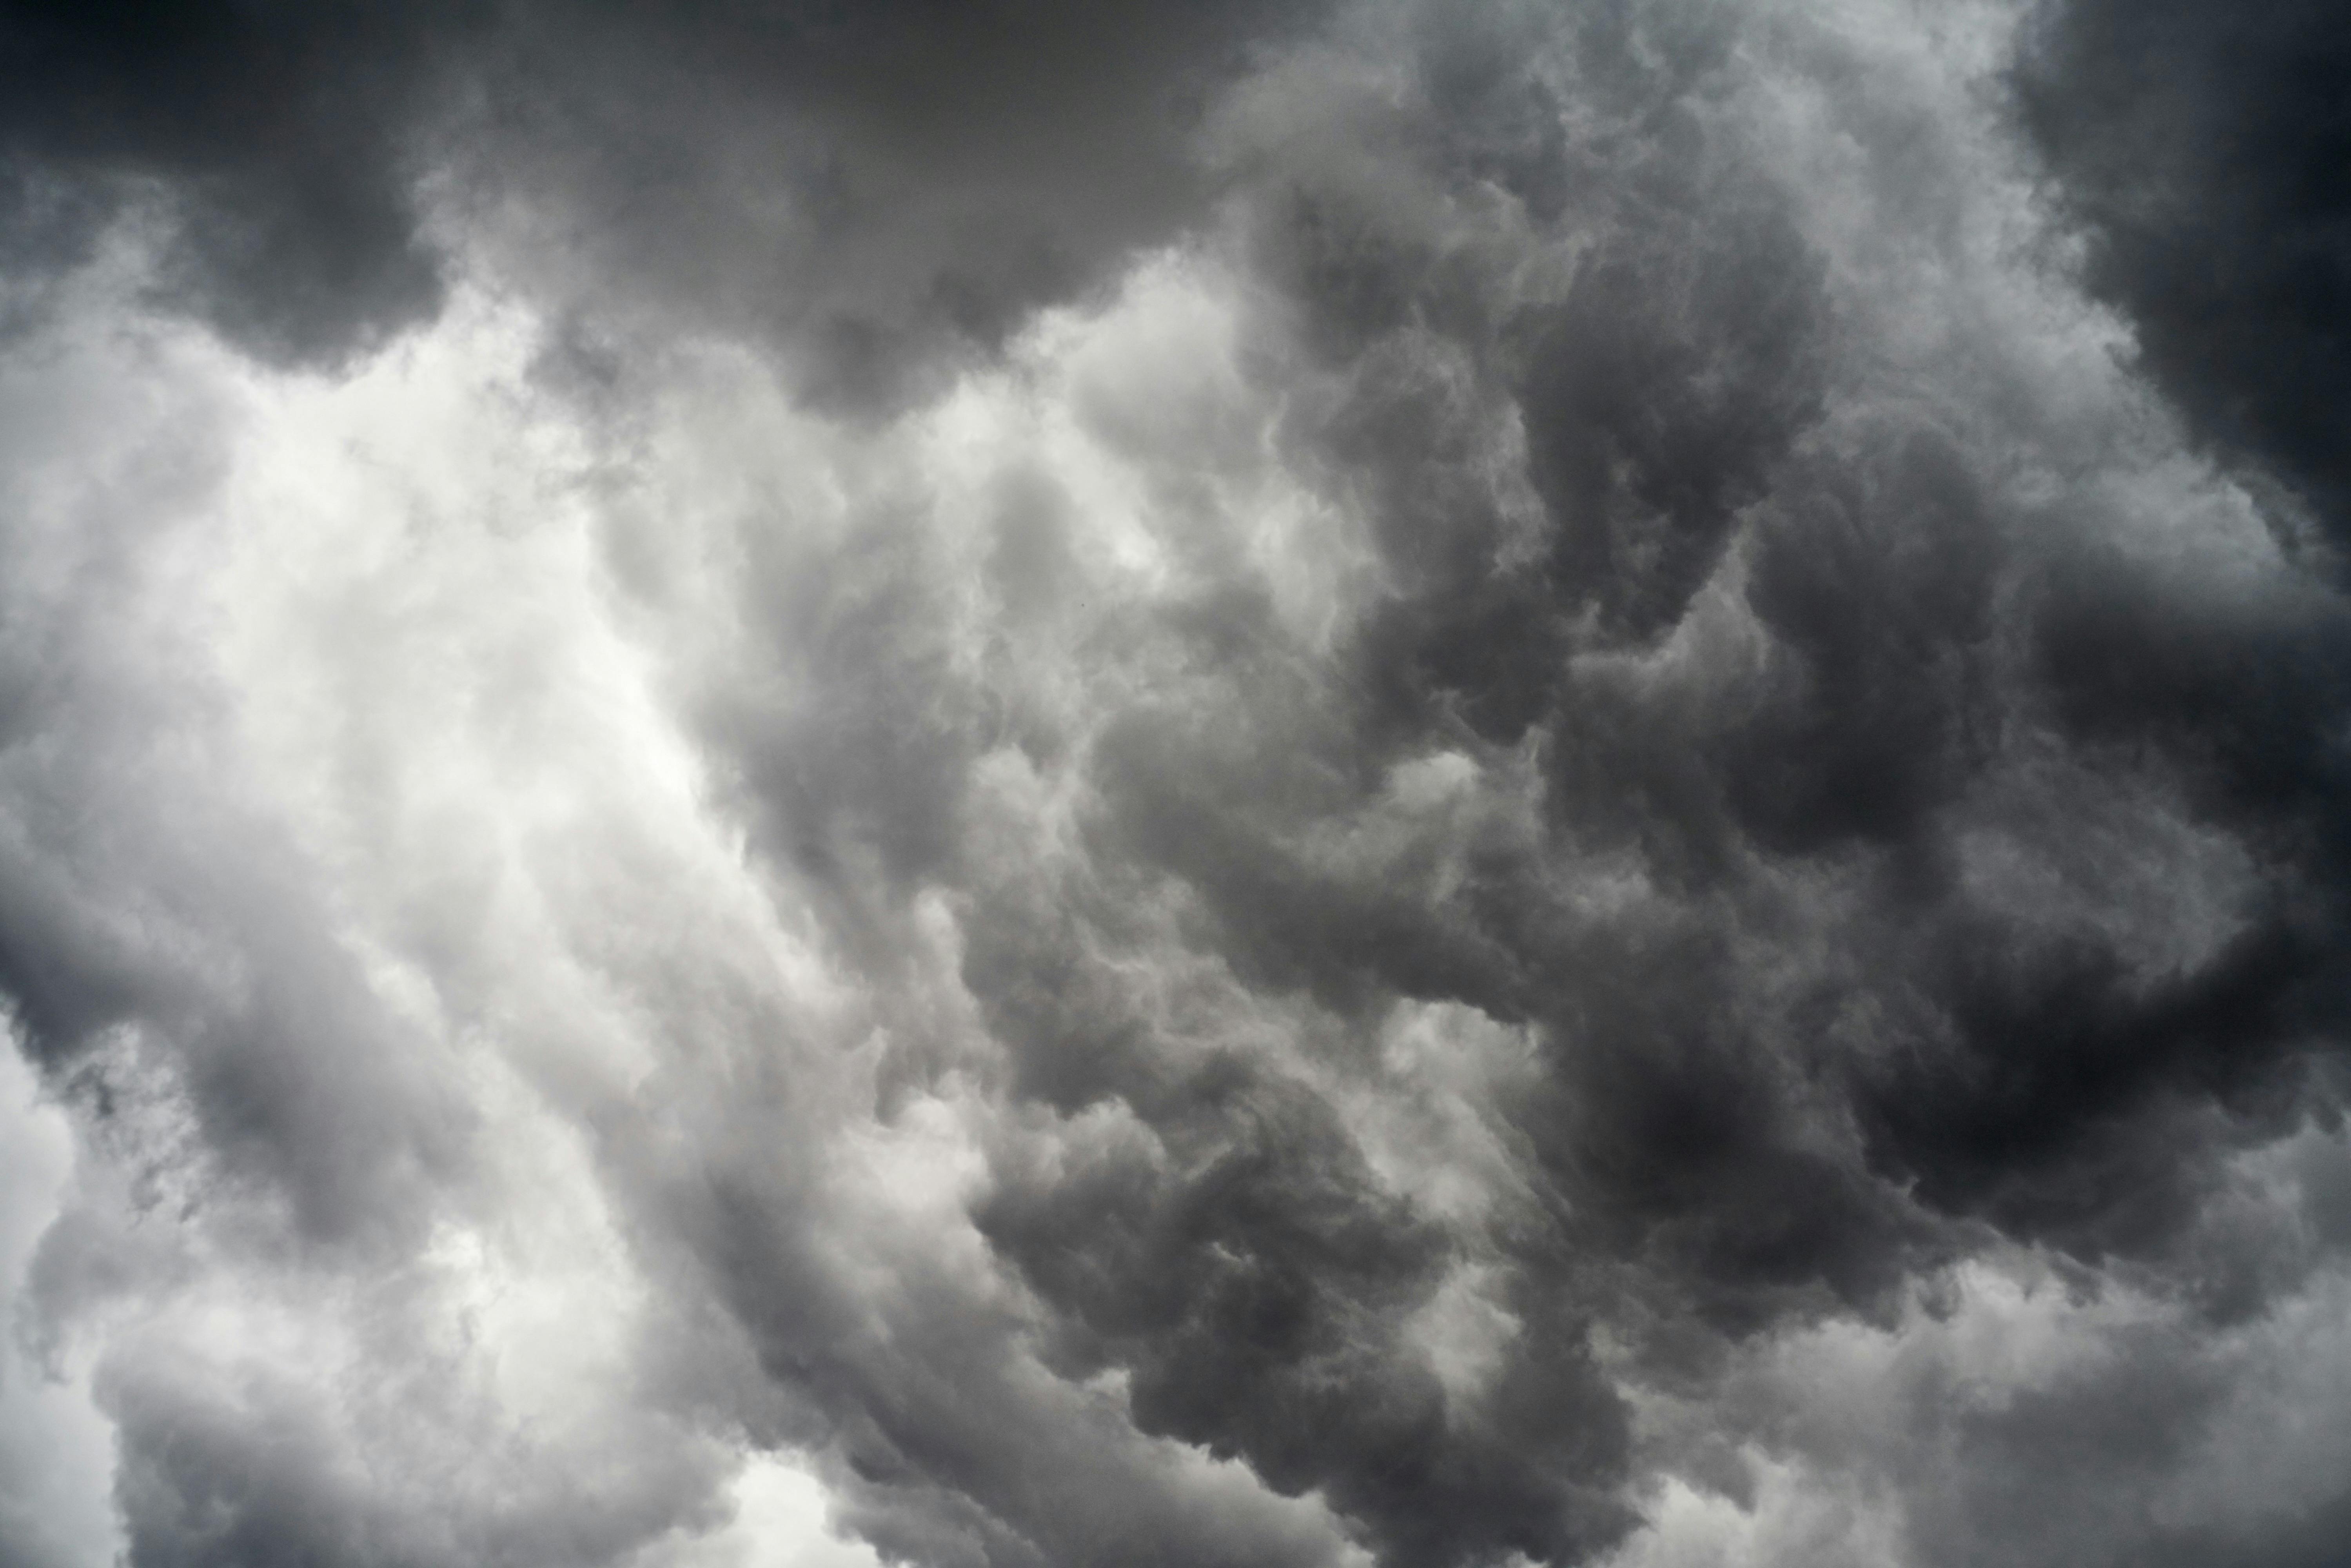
xmin=2020 ymin=0 xmax=2351 ymax=563
xmin=2 ymin=2 xmax=2348 ymax=1566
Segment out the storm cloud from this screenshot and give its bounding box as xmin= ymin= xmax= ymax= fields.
xmin=2 ymin=2 xmax=2347 ymax=1566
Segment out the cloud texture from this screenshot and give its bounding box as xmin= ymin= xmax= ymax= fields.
xmin=2 ymin=2 xmax=2348 ymax=1566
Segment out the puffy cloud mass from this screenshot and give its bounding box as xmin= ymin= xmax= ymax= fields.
xmin=2 ymin=2 xmax=2348 ymax=1566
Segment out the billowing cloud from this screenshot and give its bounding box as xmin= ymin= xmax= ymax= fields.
xmin=2 ymin=2 xmax=2347 ymax=1567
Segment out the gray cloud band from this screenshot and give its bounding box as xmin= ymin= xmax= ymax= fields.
xmin=2 ymin=2 xmax=2348 ymax=1566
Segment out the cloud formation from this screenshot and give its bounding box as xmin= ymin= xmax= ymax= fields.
xmin=2 ymin=2 xmax=2347 ymax=1566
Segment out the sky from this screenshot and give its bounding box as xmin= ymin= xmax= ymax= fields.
xmin=1 ymin=2 xmax=2348 ymax=1566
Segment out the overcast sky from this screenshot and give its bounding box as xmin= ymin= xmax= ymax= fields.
xmin=2 ymin=3 xmax=2349 ymax=1566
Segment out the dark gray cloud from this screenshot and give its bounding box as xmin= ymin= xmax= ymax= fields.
xmin=912 ymin=2 xmax=2351 ymax=1558
xmin=3 ymin=2 xmax=2350 ymax=1567
xmin=474 ymin=0 xmax=1332 ymax=413
xmin=2019 ymin=0 xmax=2351 ymax=566
xmin=1 ymin=0 xmax=1329 ymax=390
xmin=0 ymin=0 xmax=475 ymax=364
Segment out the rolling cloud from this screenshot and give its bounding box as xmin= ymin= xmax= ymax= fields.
xmin=2 ymin=3 xmax=2347 ymax=1566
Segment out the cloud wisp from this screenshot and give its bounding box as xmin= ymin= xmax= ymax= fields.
xmin=2 ymin=3 xmax=2347 ymax=1566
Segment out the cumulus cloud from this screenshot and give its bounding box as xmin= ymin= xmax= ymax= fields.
xmin=1 ymin=2 xmax=2347 ymax=1566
